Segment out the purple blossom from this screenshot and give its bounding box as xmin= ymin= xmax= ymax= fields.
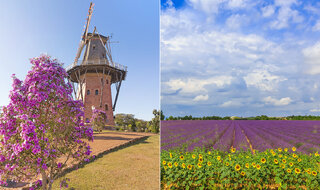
xmin=0 ymin=55 xmax=93 ymax=187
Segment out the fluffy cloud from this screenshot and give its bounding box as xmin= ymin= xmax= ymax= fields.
xmin=193 ymin=94 xmax=209 ymax=101
xmin=187 ymin=0 xmax=225 ymax=15
xmin=161 ymin=0 xmax=320 ymax=117
xmin=302 ymin=41 xmax=320 ymax=75
xmin=243 ymin=69 xmax=286 ymax=91
xmin=220 ymin=100 xmax=243 ymax=107
xmin=261 ymin=5 xmax=275 ymax=17
xmin=263 ymin=96 xmax=292 ymax=106
xmin=164 ymin=76 xmax=233 ymax=94
xmin=270 ymin=0 xmax=303 ymax=29
xmin=312 ymin=20 xmax=320 ymax=31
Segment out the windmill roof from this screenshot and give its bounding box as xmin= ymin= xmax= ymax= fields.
xmin=87 ymin=33 xmax=109 ymax=41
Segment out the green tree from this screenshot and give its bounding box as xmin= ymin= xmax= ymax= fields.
xmin=150 ymin=109 xmax=160 ymax=133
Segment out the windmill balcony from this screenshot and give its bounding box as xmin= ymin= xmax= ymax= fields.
xmin=66 ymin=59 xmax=127 ymax=72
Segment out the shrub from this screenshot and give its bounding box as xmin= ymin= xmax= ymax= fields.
xmin=0 ymin=55 xmax=93 ymax=190
xmin=90 ymin=109 xmax=107 ymax=133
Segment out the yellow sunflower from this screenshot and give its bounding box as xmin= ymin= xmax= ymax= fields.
xmin=187 ymin=164 xmax=192 ymax=170
xmin=208 ymin=151 xmax=211 ymax=155
xmin=162 ymin=160 xmax=166 ymax=165
xmin=217 ymin=156 xmax=221 ymax=161
xmin=170 ymin=153 xmax=172 ymax=158
xmin=168 ymin=162 xmax=173 ymax=168
xmin=306 ymin=170 xmax=311 ymax=175
xmin=197 ymin=163 xmax=202 ymax=168
xmin=279 ymin=154 xmax=283 ymax=158
xmin=261 ymin=158 xmax=266 ymax=163
xmin=278 ymin=148 xmax=282 ymax=152
xmin=174 ymin=162 xmax=178 ymax=167
xmin=312 ymin=171 xmax=317 ymax=176
xmin=235 ymin=164 xmax=241 ymax=171
xmin=199 ymin=157 xmax=203 ymax=163
xmin=274 ymin=159 xmax=279 ymax=164
xmin=297 ymin=158 xmax=301 ymax=162
xmin=181 ymin=163 xmax=186 ymax=168
xmin=315 ymin=152 xmax=319 ymax=156
xmin=292 ymin=147 xmax=296 ymax=152
xmin=295 ymin=168 xmax=301 ymax=174
xmin=287 ymin=169 xmax=291 ymax=173
xmin=180 ymin=155 xmax=184 ymax=160
xmin=289 ymin=162 xmax=293 ymax=167
xmin=284 ymin=148 xmax=288 ymax=152
xmin=226 ymin=162 xmax=230 ymax=166
xmin=164 ymin=166 xmax=167 ymax=170
xmin=241 ymin=171 xmax=246 ymax=176
xmin=231 ymin=147 xmax=236 ymax=153
xmin=207 ymin=161 xmax=212 ymax=166
xmin=282 ymin=159 xmax=286 ymax=163
xmin=256 ymin=164 xmax=261 ymax=170
xmin=245 ymin=163 xmax=249 ymax=168
xmin=192 ymin=154 xmax=196 ymax=159
xmin=199 ymin=154 xmax=203 ymax=158
xmin=252 ymin=162 xmax=256 ymax=167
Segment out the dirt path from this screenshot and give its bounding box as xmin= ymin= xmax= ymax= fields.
xmin=1 ymin=131 xmax=153 ymax=190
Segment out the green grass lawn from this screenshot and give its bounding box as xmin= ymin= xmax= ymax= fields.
xmin=52 ymin=135 xmax=159 ymax=190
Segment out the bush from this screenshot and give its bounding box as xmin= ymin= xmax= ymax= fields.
xmin=0 ymin=55 xmax=93 ymax=190
xmin=90 ymin=109 xmax=107 ymax=133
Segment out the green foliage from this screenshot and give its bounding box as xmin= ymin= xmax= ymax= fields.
xmin=150 ymin=109 xmax=160 ymax=133
xmin=114 ymin=113 xmax=136 ymax=127
xmin=161 ymin=148 xmax=320 ymax=189
xmin=114 ymin=112 xmax=156 ymax=133
xmin=128 ymin=124 xmax=135 ymax=132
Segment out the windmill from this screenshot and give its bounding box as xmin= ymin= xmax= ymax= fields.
xmin=66 ymin=2 xmax=127 ymax=126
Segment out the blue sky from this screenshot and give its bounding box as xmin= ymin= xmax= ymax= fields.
xmin=161 ymin=0 xmax=320 ymax=117
xmin=0 ymin=0 xmax=159 ymax=120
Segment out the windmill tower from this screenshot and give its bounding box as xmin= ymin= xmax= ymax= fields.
xmin=66 ymin=3 xmax=127 ymax=126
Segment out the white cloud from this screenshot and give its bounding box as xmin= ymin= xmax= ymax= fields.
xmin=193 ymin=94 xmax=209 ymax=101
xmin=226 ymin=14 xmax=247 ymax=29
xmin=270 ymin=0 xmax=303 ymax=29
xmin=263 ymin=96 xmax=292 ymax=106
xmin=302 ymin=41 xmax=320 ymax=75
xmin=188 ymin=0 xmax=226 ymax=15
xmin=310 ymin=108 xmax=320 ymax=112
xmin=161 ymin=0 xmax=320 ymax=116
xmin=274 ymin=0 xmax=298 ymax=7
xmin=261 ymin=5 xmax=275 ymax=17
xmin=220 ymin=100 xmax=243 ymax=107
xmin=164 ymin=76 xmax=233 ymax=94
xmin=227 ymin=0 xmax=248 ymax=9
xmin=243 ymin=69 xmax=286 ymax=91
xmin=164 ymin=0 xmax=174 ymax=8
xmin=312 ymin=20 xmax=320 ymax=31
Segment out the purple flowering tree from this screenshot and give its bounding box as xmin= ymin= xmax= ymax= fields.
xmin=0 ymin=55 xmax=93 ymax=190
xmin=90 ymin=109 xmax=107 ymax=133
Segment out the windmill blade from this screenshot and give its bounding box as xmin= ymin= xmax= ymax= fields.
xmin=73 ymin=2 xmax=94 ymax=66
xmin=83 ymin=2 xmax=94 ymax=40
xmin=73 ymin=40 xmax=85 ymax=66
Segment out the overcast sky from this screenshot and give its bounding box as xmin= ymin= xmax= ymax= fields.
xmin=0 ymin=0 xmax=159 ymax=120
xmin=161 ymin=0 xmax=320 ymax=117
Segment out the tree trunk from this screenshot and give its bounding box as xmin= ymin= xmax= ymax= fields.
xmin=41 ymin=170 xmax=48 ymax=190
xmin=48 ymin=181 xmax=53 ymax=190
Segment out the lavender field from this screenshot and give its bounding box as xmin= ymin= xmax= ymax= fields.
xmin=161 ymin=120 xmax=320 ymax=153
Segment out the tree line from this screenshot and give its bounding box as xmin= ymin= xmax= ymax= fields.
xmin=164 ymin=114 xmax=320 ymax=120
xmin=114 ymin=109 xmax=161 ymax=133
